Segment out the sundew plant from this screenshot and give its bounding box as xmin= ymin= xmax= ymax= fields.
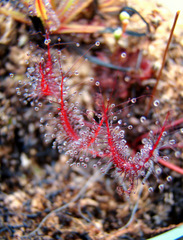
xmin=16 ymin=29 xmax=183 ymax=195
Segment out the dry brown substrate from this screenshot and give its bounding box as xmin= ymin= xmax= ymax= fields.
xmin=1 ymin=1 xmax=183 ymax=239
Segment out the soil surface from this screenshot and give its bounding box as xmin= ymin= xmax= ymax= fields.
xmin=0 ymin=1 xmax=183 ymax=239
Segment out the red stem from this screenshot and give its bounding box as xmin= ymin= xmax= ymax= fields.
xmin=45 ymin=33 xmax=53 ymax=75
xmin=59 ymin=74 xmax=79 ymax=141
xmin=39 ymin=63 xmax=51 ymax=95
xmin=134 ymin=116 xmax=183 ymax=147
xmin=158 ymin=158 xmax=183 ymax=175
xmin=86 ymin=116 xmax=105 ymax=148
xmin=103 ymin=103 xmax=127 ymax=167
xmin=143 ymin=112 xmax=170 ymax=164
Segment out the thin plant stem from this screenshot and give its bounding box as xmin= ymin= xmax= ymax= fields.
xmin=146 ymin=11 xmax=180 ymax=115
xmin=158 ymin=158 xmax=183 ymax=175
xmin=105 ymin=183 xmax=144 ymax=240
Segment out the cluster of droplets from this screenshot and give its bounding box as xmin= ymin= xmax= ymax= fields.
xmin=17 ymin=36 xmax=175 ymax=195
xmin=92 ymin=100 xmax=175 ymax=194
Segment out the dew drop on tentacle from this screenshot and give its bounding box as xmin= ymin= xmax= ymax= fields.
xmin=70 ymin=162 xmax=76 ymax=167
xmin=175 ymin=151 xmax=181 ymax=158
xmin=131 ymin=98 xmax=136 ymax=104
xmin=83 ymin=164 xmax=88 ymax=168
xmin=44 ymin=38 xmax=51 ymax=45
xmin=140 ymin=116 xmax=146 ymax=123
xmin=121 ymin=52 xmax=126 ymax=58
xmin=16 ymin=87 xmax=21 ymax=95
xmin=124 ymin=76 xmax=131 ymax=82
xmin=118 ymin=120 xmax=122 ymax=125
xmin=128 ymin=125 xmax=133 ymax=130
xmin=100 ymin=167 xmax=104 ymax=173
xmin=40 ymin=117 xmax=44 ymax=123
xmin=156 ymin=168 xmax=162 ymax=175
xmin=166 ymin=176 xmax=172 ymax=182
xmin=85 ymin=157 xmax=89 ymax=162
xmin=38 ymin=102 xmax=42 ymax=107
xmin=148 ymin=187 xmax=154 ymax=193
xmin=153 ymin=100 xmax=160 ymax=107
xmin=158 ymin=184 xmax=164 ymax=192
xmin=97 ymin=161 xmax=102 ymax=166
xmin=169 ymin=139 xmax=176 ymax=145
xmin=163 ymin=156 xmax=169 ymax=161
xmin=74 ymin=70 xmax=79 ymax=76
xmin=95 ymin=41 xmax=100 ymax=47
xmin=162 ymin=131 xmax=167 ymax=137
